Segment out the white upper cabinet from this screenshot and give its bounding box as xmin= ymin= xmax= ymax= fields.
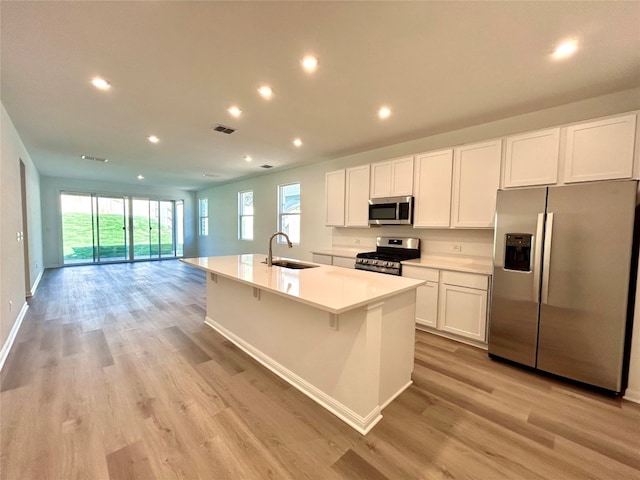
xmin=413 ymin=149 xmax=453 ymax=228
xmin=370 ymin=156 xmax=414 ymax=197
xmin=564 ymin=114 xmax=637 ymax=183
xmin=325 ymin=169 xmax=346 ymax=226
xmin=451 ymin=139 xmax=502 ymax=228
xmin=504 ymin=128 xmax=560 ymax=188
xmin=345 ymin=164 xmax=370 ymax=227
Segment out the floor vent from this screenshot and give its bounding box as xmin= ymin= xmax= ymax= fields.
xmin=260 ymin=164 xmax=273 ymax=169
xmin=212 ymin=124 xmax=236 ymax=134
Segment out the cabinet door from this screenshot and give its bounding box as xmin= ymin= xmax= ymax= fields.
xmin=312 ymin=254 xmax=332 ymax=265
xmin=438 ymin=284 xmax=488 ymax=342
xmin=345 ymin=165 xmax=370 ymax=227
xmin=504 ymin=128 xmax=560 ymax=187
xmin=391 ymin=156 xmax=414 ymax=196
xmin=564 ymin=114 xmax=636 ymax=183
xmin=325 ymin=170 xmax=345 ymax=226
xmin=403 ymin=266 xmax=439 ymax=328
xmin=370 ymin=157 xmax=414 ymax=197
xmin=370 ymin=161 xmax=393 ymax=198
xmin=452 ymin=140 xmax=501 ymax=228
xmin=416 ymin=281 xmax=438 ymax=328
xmin=413 ymin=149 xmax=453 ymax=227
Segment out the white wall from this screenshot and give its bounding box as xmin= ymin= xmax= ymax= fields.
xmin=0 ymin=103 xmax=44 ymax=348
xmin=40 ymin=176 xmax=198 ymax=267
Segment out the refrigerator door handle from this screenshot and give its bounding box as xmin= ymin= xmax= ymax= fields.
xmin=541 ymin=212 xmax=553 ymax=304
xmin=533 ymin=213 xmax=545 ymax=300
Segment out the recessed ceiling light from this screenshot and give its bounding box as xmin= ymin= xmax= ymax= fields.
xmin=91 ymin=77 xmax=111 ymax=90
xmin=552 ymin=39 xmax=578 ymax=60
xmin=293 ymin=138 xmax=303 ymax=147
xmin=137 ymin=174 xmax=144 ymax=180
xmin=147 ymin=135 xmax=159 ymax=143
xmin=301 ymin=54 xmax=319 ymax=73
xmin=378 ymin=106 xmax=392 ymax=119
xmin=257 ymin=85 xmax=273 ymax=99
xmin=228 ymin=106 xmax=242 ymax=117
xmin=244 ymin=155 xmax=252 ymax=162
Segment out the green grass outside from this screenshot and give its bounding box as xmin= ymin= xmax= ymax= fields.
xmin=62 ymin=213 xmax=175 ymax=261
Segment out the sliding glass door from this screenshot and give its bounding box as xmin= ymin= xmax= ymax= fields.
xmin=97 ymin=196 xmax=128 ymax=262
xmin=61 ymin=193 xmax=97 ymax=264
xmin=61 ymin=192 xmax=184 ymax=265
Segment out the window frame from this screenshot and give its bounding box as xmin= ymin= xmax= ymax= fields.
xmin=277 ymin=182 xmax=301 ymax=245
xmin=238 ymin=190 xmax=254 ymax=241
xmin=198 ymin=197 xmax=209 ymax=236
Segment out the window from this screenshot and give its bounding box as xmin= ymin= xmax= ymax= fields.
xmin=238 ymin=190 xmax=253 ymax=240
xmin=277 ymin=183 xmax=301 ymax=244
xmin=199 ymin=198 xmax=208 ymax=236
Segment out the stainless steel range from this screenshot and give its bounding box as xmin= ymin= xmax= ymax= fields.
xmin=355 ymin=237 xmax=420 ymax=275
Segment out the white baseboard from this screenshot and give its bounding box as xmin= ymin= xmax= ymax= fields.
xmin=623 ymin=388 xmax=640 ymax=404
xmin=0 ymin=302 xmax=29 ymax=372
xmin=205 ymin=316 xmax=383 ymax=435
xmin=27 ymin=268 xmax=44 ymax=297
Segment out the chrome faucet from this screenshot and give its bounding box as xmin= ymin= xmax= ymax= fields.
xmin=267 ymin=231 xmax=293 ymax=266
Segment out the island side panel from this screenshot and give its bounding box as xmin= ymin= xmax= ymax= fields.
xmin=205 ymin=274 xmax=382 ymax=431
xmin=379 ymin=289 xmax=417 ymax=408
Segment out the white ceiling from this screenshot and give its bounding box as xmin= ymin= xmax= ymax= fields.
xmin=2 ymin=1 xmax=639 ymax=191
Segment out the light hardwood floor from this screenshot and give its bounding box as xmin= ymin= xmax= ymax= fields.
xmin=1 ymin=260 xmax=639 ymax=479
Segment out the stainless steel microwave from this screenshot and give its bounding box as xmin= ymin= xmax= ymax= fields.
xmin=368 ymin=196 xmax=413 ymax=225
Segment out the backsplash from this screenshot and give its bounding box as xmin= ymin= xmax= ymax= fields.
xmin=331 ymin=226 xmax=495 ymax=258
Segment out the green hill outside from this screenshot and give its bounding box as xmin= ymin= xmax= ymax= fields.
xmin=62 ymin=212 xmax=175 ymax=261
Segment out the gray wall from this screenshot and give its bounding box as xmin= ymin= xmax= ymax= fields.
xmin=1 ymin=103 xmax=44 ymax=347
xmin=40 ymin=177 xmax=198 ymax=268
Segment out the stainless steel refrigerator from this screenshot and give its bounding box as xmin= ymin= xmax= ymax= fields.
xmin=489 ymin=180 xmax=638 ymax=393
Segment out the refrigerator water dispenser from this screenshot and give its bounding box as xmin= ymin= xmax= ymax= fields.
xmin=504 ymin=233 xmax=532 ymax=272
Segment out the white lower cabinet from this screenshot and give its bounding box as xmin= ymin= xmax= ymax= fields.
xmin=403 ymin=266 xmax=439 ymax=328
xmin=404 ymin=266 xmax=490 ymax=344
xmin=311 ymin=254 xmax=332 ymax=266
xmin=438 ymin=271 xmax=488 ymax=342
xmin=311 ymin=253 xmax=355 ymax=268
xmin=332 ymin=256 xmax=355 ymax=269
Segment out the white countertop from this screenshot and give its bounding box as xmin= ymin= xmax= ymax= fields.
xmin=181 ymin=254 xmax=425 ymax=314
xmin=402 ymin=255 xmax=493 ymax=275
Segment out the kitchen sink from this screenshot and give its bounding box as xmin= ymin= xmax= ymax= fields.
xmin=263 ymin=259 xmax=319 ymax=269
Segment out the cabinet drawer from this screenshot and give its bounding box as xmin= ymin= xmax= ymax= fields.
xmin=312 ymin=254 xmax=332 ymax=266
xmin=402 ymin=265 xmax=439 ymax=282
xmin=332 ymin=256 xmax=355 ymax=269
xmin=441 ymin=271 xmax=488 ymax=290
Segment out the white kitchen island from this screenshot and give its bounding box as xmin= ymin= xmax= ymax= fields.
xmin=181 ymin=254 xmax=425 ymax=434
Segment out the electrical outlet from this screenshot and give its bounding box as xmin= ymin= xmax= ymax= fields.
xmin=452 ymin=244 xmax=462 ymax=252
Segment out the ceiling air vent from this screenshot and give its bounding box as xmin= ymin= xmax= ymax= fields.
xmin=211 ymin=124 xmax=236 ymax=135
xmin=260 ymin=164 xmax=273 ymax=169
xmin=81 ymin=155 xmax=108 ymax=163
